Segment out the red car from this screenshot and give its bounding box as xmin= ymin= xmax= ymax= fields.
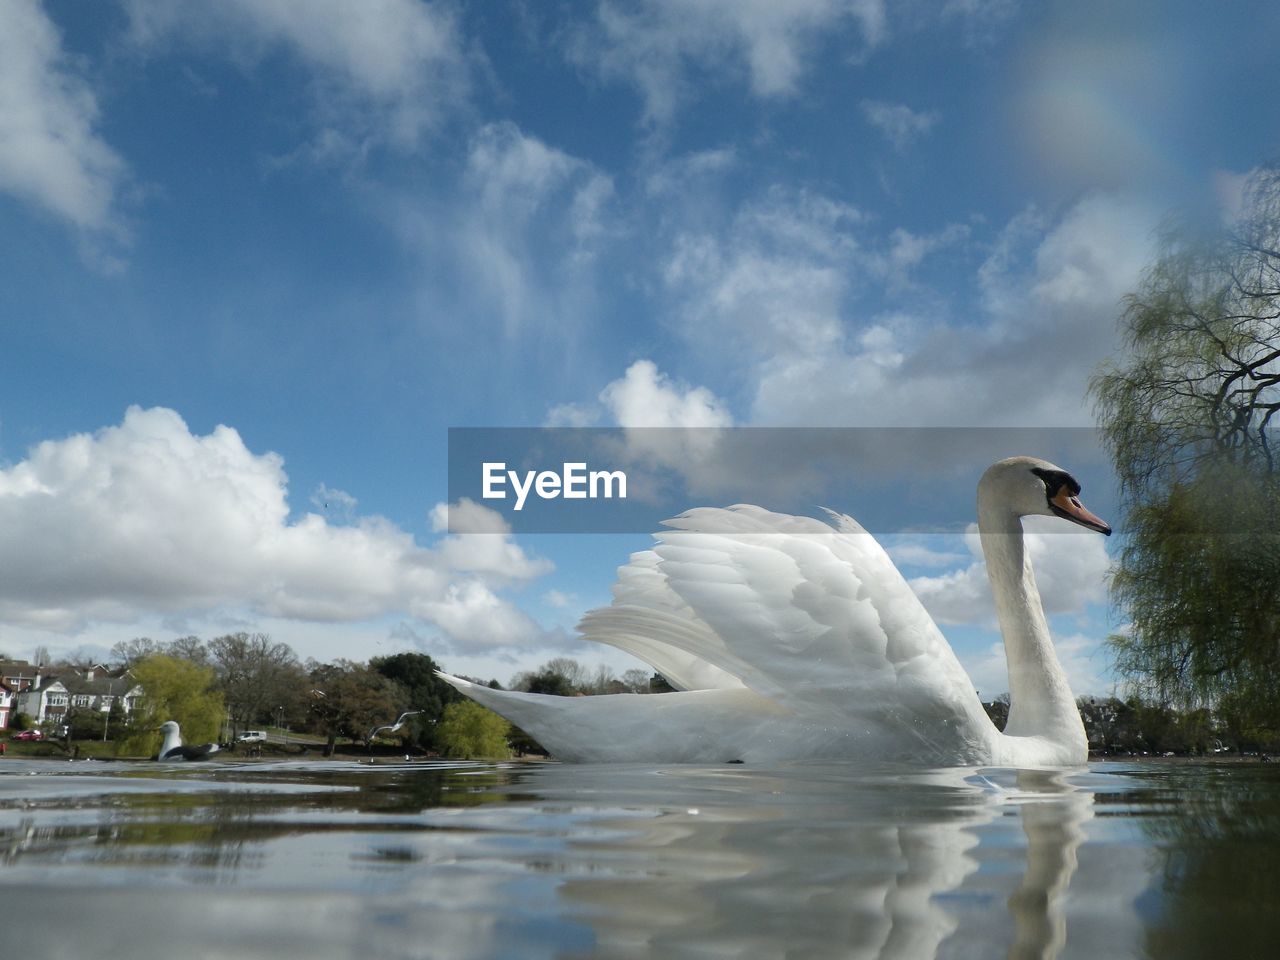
xmin=11 ymin=730 xmax=43 ymax=741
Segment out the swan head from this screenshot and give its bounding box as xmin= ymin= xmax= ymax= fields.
xmin=980 ymin=456 xmax=1111 ymax=535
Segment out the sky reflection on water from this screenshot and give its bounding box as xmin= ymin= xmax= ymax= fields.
xmin=0 ymin=759 xmax=1276 ymax=959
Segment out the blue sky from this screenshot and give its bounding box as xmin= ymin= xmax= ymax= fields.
xmin=1 ymin=0 xmax=1278 ymax=694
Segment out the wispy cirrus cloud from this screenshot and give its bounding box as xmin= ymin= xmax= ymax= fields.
xmin=123 ymin=0 xmax=473 ymax=153
xmin=568 ymin=0 xmax=887 ymax=126
xmin=389 ymin=121 xmax=616 ymax=341
xmin=0 ymin=0 xmax=128 ymax=255
xmin=860 ymin=99 xmax=939 ymax=150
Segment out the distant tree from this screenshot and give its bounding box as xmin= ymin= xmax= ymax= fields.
xmin=436 ymin=701 xmax=512 ymax=759
xmin=307 ymin=660 xmax=404 ymax=756
xmin=523 ymin=671 xmax=576 ymax=696
xmin=620 ymin=668 xmax=652 ymax=693
xmin=1092 ymin=162 xmax=1280 ymax=730
xmin=167 ymin=635 xmax=211 ymax=667
xmin=110 ymin=637 xmax=163 ymax=670
xmin=120 ymin=655 xmax=225 ymax=757
xmin=66 ymin=706 xmax=107 ymax=741
xmin=208 ymin=633 xmax=304 ymax=734
xmin=369 ymin=652 xmax=461 ymax=752
xmin=111 ymin=636 xmax=210 ymax=671
xmin=545 ymin=657 xmax=590 ymax=689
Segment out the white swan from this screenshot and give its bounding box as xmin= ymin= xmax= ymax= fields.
xmin=156 ymin=720 xmax=220 ymax=761
xmin=440 ymin=457 xmax=1111 ymax=765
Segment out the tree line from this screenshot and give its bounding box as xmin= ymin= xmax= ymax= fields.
xmin=983 ymin=694 xmax=1276 ymax=757
xmin=33 ymin=637 xmax=663 ymax=760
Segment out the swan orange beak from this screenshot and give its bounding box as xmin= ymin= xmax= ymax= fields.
xmin=1049 ymin=488 xmax=1111 ymax=535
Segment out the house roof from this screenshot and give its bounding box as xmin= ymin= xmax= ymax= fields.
xmin=0 ymin=659 xmax=39 ymax=679
xmin=62 ymin=673 xmax=139 ymax=696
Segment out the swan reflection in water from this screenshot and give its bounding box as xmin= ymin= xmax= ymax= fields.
xmin=0 ymin=762 xmax=1096 ymax=958
xmin=7 ymin=760 xmax=1280 ymax=958
xmin=550 ymin=764 xmax=1095 ymax=960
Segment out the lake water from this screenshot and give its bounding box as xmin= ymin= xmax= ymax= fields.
xmin=1 ymin=758 xmax=1276 ymax=959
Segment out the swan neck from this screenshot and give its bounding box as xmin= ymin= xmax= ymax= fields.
xmin=977 ymin=501 xmax=1085 ymax=750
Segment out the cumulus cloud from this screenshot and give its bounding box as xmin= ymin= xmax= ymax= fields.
xmin=542 ymin=360 xmax=735 ymax=491
xmin=600 ymin=360 xmax=732 ymax=429
xmin=123 ymin=0 xmax=471 ymax=150
xmin=546 ymin=359 xmax=733 ymax=431
xmin=907 ymin=516 xmax=1111 ymax=626
xmin=569 ymin=0 xmax=886 ymax=125
xmin=962 ymin=631 xmax=1113 ymax=700
xmin=882 ymin=537 xmax=969 ymax=569
xmin=310 ymin=483 xmax=358 ymax=520
xmin=860 ymin=99 xmax=939 ymax=150
xmin=0 ymin=0 xmax=126 ymax=241
xmin=0 ymin=407 xmax=550 ymax=652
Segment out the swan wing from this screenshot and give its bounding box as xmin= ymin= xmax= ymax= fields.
xmin=632 ymin=505 xmax=992 ymax=747
xmin=579 ymin=549 xmax=747 ymax=692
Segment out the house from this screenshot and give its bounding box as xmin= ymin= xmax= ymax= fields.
xmin=11 ymin=664 xmax=142 ymax=728
xmin=0 ymin=660 xmax=43 ymax=730
xmin=62 ymin=666 xmax=142 ymax=718
xmin=0 ymin=681 xmax=16 ymax=730
xmin=16 ymin=678 xmax=70 ymax=726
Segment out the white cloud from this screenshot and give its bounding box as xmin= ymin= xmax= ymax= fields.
xmin=644 ymin=147 xmax=737 ymax=197
xmin=962 ymin=631 xmax=1113 ymax=700
xmin=544 ymin=402 xmax=600 ymax=428
xmin=1212 ymin=167 xmax=1256 ymax=224
xmin=310 ymin=483 xmax=357 ymax=520
xmin=569 ymin=0 xmax=886 ymax=125
xmin=463 ymin=122 xmax=616 ymax=304
xmin=0 ymin=407 xmax=551 ymax=653
xmin=600 ymin=360 xmax=732 ymax=429
xmin=909 ymin=518 xmax=1115 ymax=698
xmin=662 ymin=187 xmax=863 ymax=362
xmin=124 ymin=0 xmax=471 ymax=150
xmin=860 ymin=99 xmax=939 ymax=150
xmin=907 ymin=517 xmax=1111 ymax=626
xmin=882 ymin=537 xmax=969 ymax=569
xmin=392 ymin=121 xmax=615 ymax=339
xmin=543 ymin=589 xmax=574 ymax=609
xmin=0 ymin=0 xmax=126 ymax=237
xmin=746 ymin=190 xmax=1156 ymax=426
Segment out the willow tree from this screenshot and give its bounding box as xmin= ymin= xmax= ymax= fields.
xmin=1092 ymin=163 xmax=1280 ymax=733
xmin=436 ymin=701 xmax=512 ymax=759
xmin=120 ymin=654 xmax=225 ymax=757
